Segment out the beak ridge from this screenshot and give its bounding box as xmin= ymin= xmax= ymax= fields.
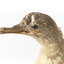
xmin=0 ymin=26 xmax=23 ymax=34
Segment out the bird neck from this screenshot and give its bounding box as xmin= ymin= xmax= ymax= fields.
xmin=35 ymin=42 xmax=64 ymax=64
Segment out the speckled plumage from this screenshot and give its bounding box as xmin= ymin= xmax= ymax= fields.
xmin=0 ymin=12 xmax=64 ymax=64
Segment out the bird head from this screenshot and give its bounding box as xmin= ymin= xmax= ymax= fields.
xmin=0 ymin=12 xmax=63 ymax=45
xmin=19 ymin=12 xmax=63 ymax=45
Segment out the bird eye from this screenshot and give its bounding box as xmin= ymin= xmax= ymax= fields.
xmin=32 ymin=25 xmax=38 ymax=29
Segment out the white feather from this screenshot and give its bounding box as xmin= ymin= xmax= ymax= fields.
xmin=31 ymin=15 xmax=35 ymax=24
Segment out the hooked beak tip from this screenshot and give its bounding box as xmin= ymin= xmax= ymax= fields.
xmin=0 ymin=28 xmax=4 ymax=34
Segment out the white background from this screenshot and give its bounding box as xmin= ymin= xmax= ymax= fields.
xmin=0 ymin=0 xmax=64 ymax=64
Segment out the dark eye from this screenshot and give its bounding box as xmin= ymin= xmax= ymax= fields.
xmin=32 ymin=25 xmax=38 ymax=29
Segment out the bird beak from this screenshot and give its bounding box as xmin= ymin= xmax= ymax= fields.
xmin=0 ymin=25 xmax=28 ymax=35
